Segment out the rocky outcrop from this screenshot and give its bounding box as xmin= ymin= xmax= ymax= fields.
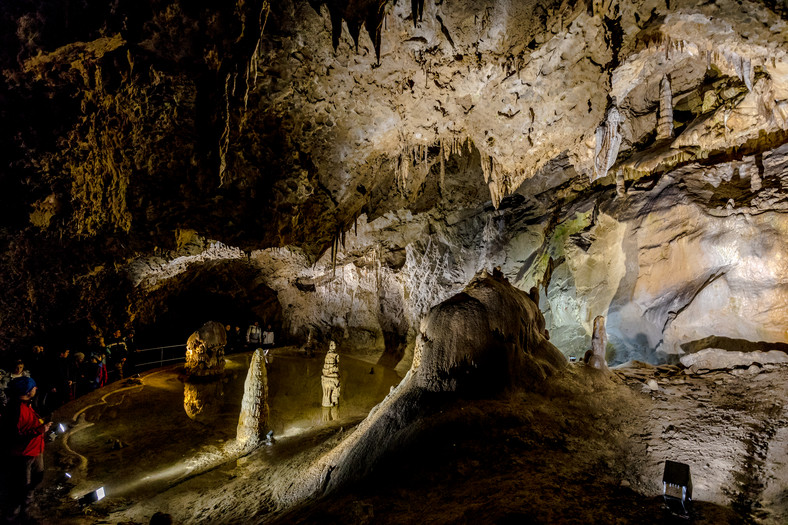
xmin=680 ymin=348 xmax=788 ymax=371
xmin=185 ymin=321 xmax=227 ymax=377
xmin=275 ymin=270 xmax=565 ymax=506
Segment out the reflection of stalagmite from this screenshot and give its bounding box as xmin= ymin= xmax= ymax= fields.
xmin=237 ymin=349 xmax=269 ymax=449
xmin=183 ymin=380 xmax=224 ymax=422
xmin=321 ymin=341 xmax=341 ymax=407
xmin=185 ymin=321 xmax=226 ymax=377
xmin=322 ymin=405 xmax=339 ymax=423
xmin=592 ymin=100 xmax=622 ymax=182
xmin=584 ymin=315 xmax=609 ymax=370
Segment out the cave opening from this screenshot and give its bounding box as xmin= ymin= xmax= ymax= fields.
xmin=132 ymin=260 xmax=282 ymax=349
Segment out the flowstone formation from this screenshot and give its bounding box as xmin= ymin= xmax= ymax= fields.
xmin=237 ymin=349 xmax=270 ymax=450
xmin=321 ymin=341 xmax=341 ymax=407
xmin=276 ymin=270 xmax=566 ymax=507
xmin=185 ymin=321 xmax=227 ymax=377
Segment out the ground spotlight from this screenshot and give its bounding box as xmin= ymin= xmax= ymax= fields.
xmin=663 ymin=460 xmax=692 ymax=517
xmin=64 ymin=473 xmax=71 ymax=479
xmin=78 ymin=487 xmax=106 ymax=505
xmin=58 ymin=423 xmax=67 ymax=433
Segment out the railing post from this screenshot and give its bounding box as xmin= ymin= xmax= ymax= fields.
xmin=160 ymin=346 xmax=164 ymax=367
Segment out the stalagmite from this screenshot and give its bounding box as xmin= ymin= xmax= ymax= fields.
xmin=236 ymin=349 xmax=270 ymax=450
xmin=584 ymin=315 xmax=609 ymax=370
xmin=592 ymin=101 xmax=623 ymax=182
xmin=321 ymin=341 xmax=341 ymax=407
xmin=657 ymin=74 xmax=674 ymax=140
xmin=185 ymin=321 xmax=226 ymax=377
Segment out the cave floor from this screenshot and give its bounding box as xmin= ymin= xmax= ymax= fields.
xmin=29 ymin=359 xmax=788 ymax=524
xmin=32 ymin=348 xmax=400 ymax=524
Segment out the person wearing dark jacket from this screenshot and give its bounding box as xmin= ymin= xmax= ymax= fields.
xmin=1 ymin=377 xmax=52 ymax=523
xmin=50 ymin=349 xmax=72 ymax=410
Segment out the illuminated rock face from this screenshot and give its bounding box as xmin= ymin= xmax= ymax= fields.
xmin=185 ymin=322 xmax=227 ymax=377
xmin=1 ymin=0 xmax=788 ymax=370
xmin=415 ymin=269 xmax=566 ymax=393
xmin=237 ymin=349 xmax=269 ymax=449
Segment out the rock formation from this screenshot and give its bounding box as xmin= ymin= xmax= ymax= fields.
xmin=277 ymin=270 xmax=566 ymax=506
xmin=0 ymin=0 xmax=786 ymax=380
xmin=236 ymin=349 xmax=270 ymax=450
xmin=185 ymin=322 xmax=227 ymax=377
xmin=584 ymin=315 xmax=609 ymax=371
xmin=321 ymin=341 xmax=341 ymax=407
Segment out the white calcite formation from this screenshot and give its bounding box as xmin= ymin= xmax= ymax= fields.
xmin=236 ymin=349 xmax=270 ymax=450
xmin=680 ymin=348 xmax=788 ymax=371
xmin=185 ymin=321 xmax=227 ymax=377
xmin=656 ymin=74 xmax=674 ymax=140
xmin=321 ymin=341 xmax=341 ymax=407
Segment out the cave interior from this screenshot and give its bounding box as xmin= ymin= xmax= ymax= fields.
xmin=1 ymin=0 xmax=788 ymax=523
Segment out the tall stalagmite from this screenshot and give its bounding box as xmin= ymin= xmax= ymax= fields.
xmin=236 ymin=349 xmax=270 ymax=449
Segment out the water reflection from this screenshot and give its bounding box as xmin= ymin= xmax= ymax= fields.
xmin=183 ymin=379 xmax=224 ymax=422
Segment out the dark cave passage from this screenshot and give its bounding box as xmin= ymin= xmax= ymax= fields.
xmin=132 ymin=260 xmax=282 ymax=349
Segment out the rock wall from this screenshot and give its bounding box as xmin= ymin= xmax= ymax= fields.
xmin=1 ymin=0 xmax=787 ymax=367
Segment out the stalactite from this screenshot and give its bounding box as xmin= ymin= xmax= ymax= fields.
xmin=657 ymin=74 xmax=674 ymax=140
xmin=411 ymin=0 xmax=424 ymax=26
xmin=439 ymin=138 xmax=445 ymax=188
xmin=309 ymin=0 xmax=390 ymax=62
xmin=218 ymin=73 xmax=232 ymax=186
xmin=592 ymin=100 xmax=623 ymax=182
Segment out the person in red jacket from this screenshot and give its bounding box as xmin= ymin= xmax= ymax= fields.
xmin=1 ymin=376 xmax=51 ymax=524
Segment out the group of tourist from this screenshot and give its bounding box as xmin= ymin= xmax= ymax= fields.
xmin=224 ymin=321 xmax=275 ymax=353
xmin=0 ymin=329 xmax=137 ymax=523
xmin=0 ymin=329 xmax=138 ymax=417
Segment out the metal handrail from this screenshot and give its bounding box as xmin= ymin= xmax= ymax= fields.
xmin=136 ymin=344 xmax=187 ymax=352
xmin=135 ymin=356 xmax=187 ymax=367
xmin=133 ymin=343 xmax=187 ymax=369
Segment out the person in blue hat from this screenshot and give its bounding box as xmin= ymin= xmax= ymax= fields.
xmin=1 ymin=376 xmax=52 ymax=523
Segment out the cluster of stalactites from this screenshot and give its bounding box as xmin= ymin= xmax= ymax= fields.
xmin=220 ymin=1 xmax=272 ymax=186
xmin=638 ymin=32 xmax=756 ymax=93
xmin=394 ymin=135 xmax=470 ymax=191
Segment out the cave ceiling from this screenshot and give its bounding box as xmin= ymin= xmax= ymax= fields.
xmin=0 ymin=0 xmax=787 ymax=352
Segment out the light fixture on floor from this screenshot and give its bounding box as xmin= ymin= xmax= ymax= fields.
xmin=78 ymin=487 xmax=106 ymax=505
xmin=663 ymin=460 xmax=692 ymax=517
